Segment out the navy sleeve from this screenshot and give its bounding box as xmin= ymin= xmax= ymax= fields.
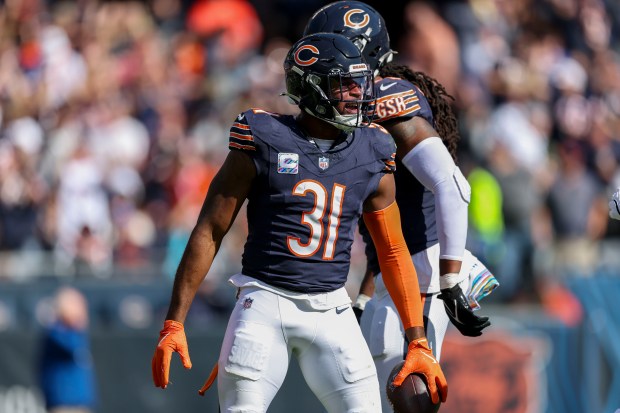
xmin=228 ymin=111 xmax=256 ymax=152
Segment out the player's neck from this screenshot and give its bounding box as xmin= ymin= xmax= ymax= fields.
xmin=296 ymin=112 xmax=342 ymax=141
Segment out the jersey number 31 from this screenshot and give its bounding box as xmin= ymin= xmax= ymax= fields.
xmin=287 ymin=180 xmax=345 ymax=260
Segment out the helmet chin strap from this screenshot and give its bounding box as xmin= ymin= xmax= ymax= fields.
xmin=330 ymin=106 xmax=364 ymax=131
xmin=328 ymin=118 xmax=357 ymax=132
xmin=301 ymin=106 xmax=359 ymax=132
xmin=280 ymin=92 xmax=299 ymax=105
xmin=282 ymin=89 xmax=367 ymax=132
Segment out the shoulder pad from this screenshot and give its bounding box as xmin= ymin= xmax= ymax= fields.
xmin=361 ymin=126 xmax=396 ymax=173
xmin=229 ymin=109 xmax=285 ymax=152
xmin=368 ymin=123 xmax=390 ymax=135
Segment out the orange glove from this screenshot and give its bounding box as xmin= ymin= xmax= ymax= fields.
xmin=392 ymin=338 xmax=448 ymax=404
xmin=152 ymin=320 xmax=192 ymax=388
xmin=198 ymin=362 xmax=218 ymax=396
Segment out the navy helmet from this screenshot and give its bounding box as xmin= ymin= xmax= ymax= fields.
xmin=304 ymin=1 xmax=394 ymax=76
xmin=283 ymin=33 xmax=375 ymax=131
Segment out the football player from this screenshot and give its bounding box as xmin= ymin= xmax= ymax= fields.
xmin=305 ymin=2 xmax=498 ymax=411
xmin=151 ymin=33 xmax=447 ymax=412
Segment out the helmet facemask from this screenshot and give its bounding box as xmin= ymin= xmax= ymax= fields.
xmin=287 ymin=64 xmax=375 ymax=132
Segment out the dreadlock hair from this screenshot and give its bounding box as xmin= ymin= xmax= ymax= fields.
xmin=379 ymin=63 xmax=460 ymax=161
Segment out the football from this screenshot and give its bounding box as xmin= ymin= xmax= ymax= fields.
xmin=386 ymin=361 xmax=441 ymax=413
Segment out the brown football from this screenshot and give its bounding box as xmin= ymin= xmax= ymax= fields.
xmin=386 ymin=361 xmax=441 ymax=413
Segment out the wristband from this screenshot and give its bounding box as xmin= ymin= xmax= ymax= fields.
xmin=353 ymin=294 xmax=371 ymax=311
xmin=439 ymin=272 xmax=461 ymax=290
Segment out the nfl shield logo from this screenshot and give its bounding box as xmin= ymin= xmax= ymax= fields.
xmin=318 ymin=156 xmax=329 ymax=170
xmin=243 ymin=297 xmax=253 ymax=309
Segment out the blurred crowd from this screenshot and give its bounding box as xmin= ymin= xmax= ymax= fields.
xmin=1 ymin=0 xmax=620 ymax=307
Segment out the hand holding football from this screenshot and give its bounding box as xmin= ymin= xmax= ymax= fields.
xmin=386 ymin=361 xmax=441 ymax=413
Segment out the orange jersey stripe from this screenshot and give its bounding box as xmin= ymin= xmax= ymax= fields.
xmin=368 ymin=123 xmax=389 ymax=134
xmin=230 ymin=132 xmax=254 ymax=141
xmin=232 ymin=122 xmax=251 ymax=130
xmin=229 ymin=142 xmax=256 ymax=151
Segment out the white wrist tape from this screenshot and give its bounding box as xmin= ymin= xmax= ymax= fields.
xmin=439 ymin=272 xmax=461 ymax=290
xmin=353 ymin=294 xmax=372 ymax=310
xmin=401 ymin=137 xmax=469 ymax=260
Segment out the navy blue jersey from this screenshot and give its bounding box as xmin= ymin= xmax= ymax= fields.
xmin=230 ymin=108 xmax=396 ymax=293
xmin=362 ymin=77 xmax=438 ymax=273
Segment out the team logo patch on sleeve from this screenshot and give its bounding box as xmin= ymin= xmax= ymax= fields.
xmin=278 ymin=153 xmax=299 ymax=174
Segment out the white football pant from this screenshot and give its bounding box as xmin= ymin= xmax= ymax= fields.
xmin=218 ymin=285 xmax=382 ymax=413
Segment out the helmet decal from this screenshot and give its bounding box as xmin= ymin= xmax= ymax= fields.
xmin=343 ymin=9 xmax=369 ymax=29
xmin=294 ymin=45 xmax=320 ymax=66
xmin=349 ymin=63 xmax=369 ymax=72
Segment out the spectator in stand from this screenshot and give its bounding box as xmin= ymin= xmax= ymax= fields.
xmin=55 ymin=142 xmax=112 ymax=277
xmin=39 ymin=287 xmax=97 ymax=413
xmin=542 ymin=140 xmax=609 ymax=276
